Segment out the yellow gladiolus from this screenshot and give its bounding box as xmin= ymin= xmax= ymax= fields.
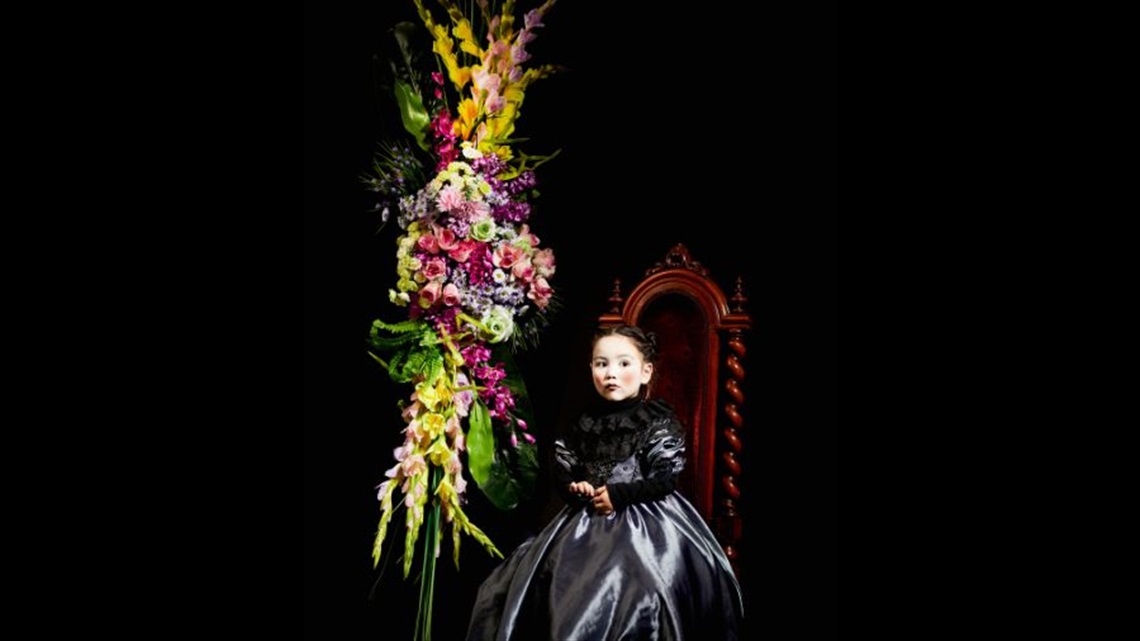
xmin=422 ymin=412 xmax=447 ymax=441
xmin=453 ymin=97 xmax=479 ymax=140
xmin=453 ymin=20 xmax=482 ymax=58
xmin=427 ymin=438 xmax=452 ymax=466
xmin=415 ymin=380 xmax=441 ymax=411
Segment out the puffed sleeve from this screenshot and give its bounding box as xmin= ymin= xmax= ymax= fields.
xmin=552 ymin=437 xmax=591 ymax=507
xmin=604 ymin=422 xmax=685 ymax=511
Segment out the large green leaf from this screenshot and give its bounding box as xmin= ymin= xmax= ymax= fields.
xmin=479 ymin=443 xmax=539 ymax=511
xmin=466 ymin=399 xmax=493 ymax=486
xmin=394 ymin=80 xmax=431 ymax=152
xmin=467 ymin=346 xmax=541 ymax=510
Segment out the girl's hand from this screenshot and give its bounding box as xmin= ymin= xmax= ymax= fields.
xmin=569 ymin=481 xmax=595 ymax=497
xmin=592 ymin=486 xmax=614 ymax=515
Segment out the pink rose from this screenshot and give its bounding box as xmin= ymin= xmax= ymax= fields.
xmin=527 ymin=276 xmax=554 ymax=309
xmin=448 ymin=239 xmax=480 ymax=263
xmin=515 ymin=224 xmax=540 ymax=250
xmin=442 ymin=282 xmax=461 ymax=306
xmin=493 ymin=244 xmax=525 ymax=269
xmin=434 ymin=225 xmax=459 ymax=251
xmin=416 ymin=232 xmax=439 ymax=255
xmin=532 ymin=248 xmax=556 ymax=278
xmin=511 ymin=256 xmax=534 ymax=283
xmin=422 ymin=257 xmax=447 ymax=280
xmin=419 ymin=281 xmax=442 ymax=307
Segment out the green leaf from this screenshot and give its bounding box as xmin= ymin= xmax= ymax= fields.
xmin=479 ymin=443 xmax=539 ymax=511
xmin=513 ymin=442 xmax=539 ymax=493
xmin=480 ymin=456 xmax=520 ymax=510
xmin=373 ymin=318 xmax=429 ymax=334
xmin=466 ymin=399 xmax=493 ymax=486
xmin=394 ymin=80 xmax=431 ymax=151
xmin=367 ymin=319 xmax=444 ymax=384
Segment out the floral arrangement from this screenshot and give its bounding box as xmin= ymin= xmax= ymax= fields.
xmin=362 ymin=1 xmax=561 ymax=638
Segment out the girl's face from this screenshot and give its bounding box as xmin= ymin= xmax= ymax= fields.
xmin=591 ymin=335 xmax=653 ymax=402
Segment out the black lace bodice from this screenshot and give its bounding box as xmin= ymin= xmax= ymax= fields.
xmin=555 ymin=398 xmax=684 ymax=489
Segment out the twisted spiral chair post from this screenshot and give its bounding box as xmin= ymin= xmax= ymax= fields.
xmin=719 ymin=328 xmax=746 ymax=570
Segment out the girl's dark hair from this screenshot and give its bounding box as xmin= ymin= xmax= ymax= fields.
xmin=593 ymin=324 xmax=658 ymax=364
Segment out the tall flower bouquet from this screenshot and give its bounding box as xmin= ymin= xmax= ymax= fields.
xmin=362 ymin=1 xmax=561 ymax=639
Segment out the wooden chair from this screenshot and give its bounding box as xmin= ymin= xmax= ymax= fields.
xmin=599 ymin=243 xmax=751 ymax=578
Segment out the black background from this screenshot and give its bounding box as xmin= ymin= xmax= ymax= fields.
xmin=305 ymin=1 xmax=836 ymax=637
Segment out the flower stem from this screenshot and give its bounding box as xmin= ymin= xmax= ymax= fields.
xmin=414 ymin=466 xmax=443 ymax=641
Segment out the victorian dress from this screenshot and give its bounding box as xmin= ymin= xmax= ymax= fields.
xmin=466 ymin=398 xmax=744 ymax=640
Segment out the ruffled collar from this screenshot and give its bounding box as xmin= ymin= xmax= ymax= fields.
xmin=577 ymin=397 xmax=674 ymax=435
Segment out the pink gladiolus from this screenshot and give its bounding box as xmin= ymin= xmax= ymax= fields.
xmin=517 ymin=419 xmax=528 ymax=431
xmin=401 ymin=400 xmax=422 ymax=421
xmin=453 ymin=373 xmax=474 ymax=416
xmin=509 ymin=433 xmax=518 ymax=448
xmin=522 ymin=433 xmax=535 ymax=444
xmin=473 ymin=67 xmax=501 ymax=96
xmin=402 ymin=453 xmax=427 ymax=477
xmin=524 ymin=9 xmax=543 ymax=30
xmin=488 ymin=40 xmax=508 ymax=60
xmin=485 ymin=93 xmax=505 ymax=114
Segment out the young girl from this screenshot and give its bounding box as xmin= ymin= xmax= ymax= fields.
xmin=466 ymin=325 xmax=745 ymax=640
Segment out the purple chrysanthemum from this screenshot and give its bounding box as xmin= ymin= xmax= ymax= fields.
xmin=502 ymin=171 xmax=537 ymax=196
xmin=472 ymin=154 xmax=507 ymax=178
xmin=491 ymin=201 xmax=532 ymax=224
